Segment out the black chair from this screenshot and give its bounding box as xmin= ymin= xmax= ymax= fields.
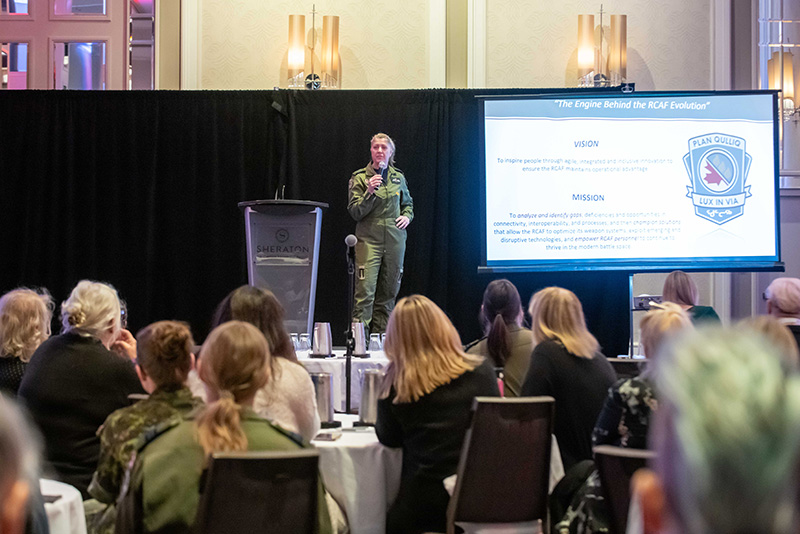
xmin=593 ymin=445 xmax=655 ymax=534
xmin=446 ymin=396 xmax=555 ymax=534
xmin=193 ymin=449 xmax=320 ymax=534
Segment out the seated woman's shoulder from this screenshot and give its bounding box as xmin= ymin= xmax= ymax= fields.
xmin=242 ymin=412 xmax=306 ymax=450
xmin=464 ymin=336 xmax=487 ymax=354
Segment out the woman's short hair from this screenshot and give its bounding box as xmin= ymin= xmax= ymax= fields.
xmin=479 ymin=279 xmax=523 ymax=367
xmin=738 ymin=315 xmax=800 ymax=370
xmin=371 ymin=132 xmax=396 ymax=165
xmin=765 ymin=277 xmax=800 ymax=317
xmin=61 ymin=280 xmax=121 ymax=343
xmin=0 ymin=288 xmax=55 ymax=362
xmin=211 ymin=285 xmax=296 ymax=362
xmin=638 ymin=302 xmax=692 ymax=359
xmin=196 ymin=321 xmax=270 ymax=455
xmin=136 ymin=321 xmax=195 ymax=389
xmin=383 ymin=295 xmax=483 ymax=403
xmin=652 ymin=327 xmax=800 ymax=533
xmin=662 ymin=270 xmax=698 ymax=307
xmin=528 ymin=287 xmax=599 ymax=359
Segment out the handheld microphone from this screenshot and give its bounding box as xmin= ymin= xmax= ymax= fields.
xmin=377 ymin=161 xmax=388 ymax=189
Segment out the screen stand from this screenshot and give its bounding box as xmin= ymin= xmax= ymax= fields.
xmin=628 ymin=272 xmax=635 ymax=358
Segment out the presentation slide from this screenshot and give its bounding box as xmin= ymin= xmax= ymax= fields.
xmin=482 ymin=92 xmax=780 ymax=271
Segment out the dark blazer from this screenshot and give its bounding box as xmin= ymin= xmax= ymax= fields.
xmin=521 ymin=339 xmax=616 ymax=471
xmin=18 ymin=332 xmax=144 ymax=498
xmin=376 ymin=358 xmax=500 ymax=534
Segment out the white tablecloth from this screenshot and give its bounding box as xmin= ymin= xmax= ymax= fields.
xmin=40 ymin=479 xmax=87 ymax=534
xmin=314 ymin=415 xmax=402 ymax=534
xmin=313 ymin=415 xmax=564 ymax=534
xmin=299 ymin=350 xmax=390 ymax=412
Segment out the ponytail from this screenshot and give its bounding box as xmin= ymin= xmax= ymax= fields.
xmin=486 ymin=313 xmax=510 ymax=367
xmin=480 ymin=279 xmax=523 ymax=367
xmin=195 ymin=321 xmax=271 ymax=457
xmin=196 ymin=392 xmax=248 ymax=456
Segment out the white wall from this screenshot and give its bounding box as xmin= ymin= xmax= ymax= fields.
xmin=199 ymin=0 xmax=431 ymax=89
xmin=483 ymin=0 xmax=712 ymax=90
xmin=196 ymin=0 xmax=714 ymax=91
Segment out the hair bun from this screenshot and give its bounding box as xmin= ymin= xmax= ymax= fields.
xmin=67 ymin=307 xmax=86 ymax=327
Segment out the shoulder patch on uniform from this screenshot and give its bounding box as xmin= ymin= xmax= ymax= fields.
xmin=349 ymin=177 xmax=355 ymax=190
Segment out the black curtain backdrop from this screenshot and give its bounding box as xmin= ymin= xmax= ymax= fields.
xmin=0 ymin=89 xmax=629 ymax=356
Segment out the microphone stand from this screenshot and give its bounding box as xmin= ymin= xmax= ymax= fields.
xmin=345 ymin=243 xmax=356 ymax=413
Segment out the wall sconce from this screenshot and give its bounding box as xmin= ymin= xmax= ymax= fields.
xmin=577 ymin=7 xmax=627 ymax=87
xmin=768 ymin=50 xmax=797 ymax=121
xmin=288 ymin=14 xmax=306 ymax=88
xmin=287 ymin=7 xmax=340 ymax=90
xmin=320 ymin=15 xmax=340 ymax=89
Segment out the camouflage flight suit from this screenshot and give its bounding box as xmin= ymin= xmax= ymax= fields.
xmin=348 ymin=162 xmax=414 ymax=334
xmin=86 ymin=387 xmax=203 ymax=534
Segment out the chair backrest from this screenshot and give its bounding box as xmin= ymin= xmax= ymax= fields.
xmin=193 ymin=449 xmax=320 ymax=534
xmin=593 ymin=445 xmax=655 ymax=534
xmin=447 ymin=396 xmax=555 ymax=532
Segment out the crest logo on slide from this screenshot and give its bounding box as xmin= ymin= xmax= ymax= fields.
xmin=684 ymin=133 xmax=752 ymax=225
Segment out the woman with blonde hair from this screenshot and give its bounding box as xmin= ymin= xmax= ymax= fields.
xmin=376 ymin=295 xmax=499 ymax=534
xmin=18 ymin=280 xmax=143 ymax=497
xmin=738 ymin=314 xmax=800 ymax=370
xmin=662 ymin=270 xmax=720 ymax=324
xmin=555 ymin=303 xmax=692 ymax=532
xmin=121 ymin=321 xmax=332 ymax=534
xmin=0 ymin=288 xmax=54 ymax=395
xmin=593 ymin=302 xmax=692 ymax=449
xmin=201 ymin=285 xmax=319 ymax=442
xmin=521 ymin=287 xmax=616 ymax=470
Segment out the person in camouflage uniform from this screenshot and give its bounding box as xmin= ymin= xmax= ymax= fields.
xmin=348 ymin=133 xmax=414 ymax=335
xmin=86 ymin=321 xmax=203 ymax=534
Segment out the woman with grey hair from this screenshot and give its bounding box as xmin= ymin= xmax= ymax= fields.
xmin=634 ymin=327 xmax=800 ymax=534
xmin=18 ymin=280 xmax=144 ymax=498
xmin=0 ymin=395 xmax=41 ymax=534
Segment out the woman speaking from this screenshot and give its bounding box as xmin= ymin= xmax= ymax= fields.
xmin=347 ymin=133 xmax=414 ymax=336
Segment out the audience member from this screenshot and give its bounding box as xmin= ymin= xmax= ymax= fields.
xmin=764 ymin=276 xmax=800 ymax=353
xmin=0 ymin=395 xmax=42 ymax=534
xmin=117 ymin=321 xmax=332 ymax=534
xmin=18 ymin=280 xmax=144 ymax=497
xmin=662 ymin=270 xmax=720 ymax=324
xmin=376 ymin=295 xmax=499 ymax=534
xmin=553 ymin=304 xmax=692 ymax=533
xmin=592 ymin=302 xmax=692 ymax=448
xmin=465 ymin=279 xmax=533 ymax=396
xmin=195 ymin=285 xmax=319 ymax=442
xmin=87 ymin=321 xmax=204 ymax=533
xmin=521 ymin=286 xmax=616 ymax=470
xmin=635 ymin=328 xmax=800 ymax=534
xmin=0 ymin=288 xmax=54 ymax=396
xmin=739 ymin=314 xmax=800 ymax=370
